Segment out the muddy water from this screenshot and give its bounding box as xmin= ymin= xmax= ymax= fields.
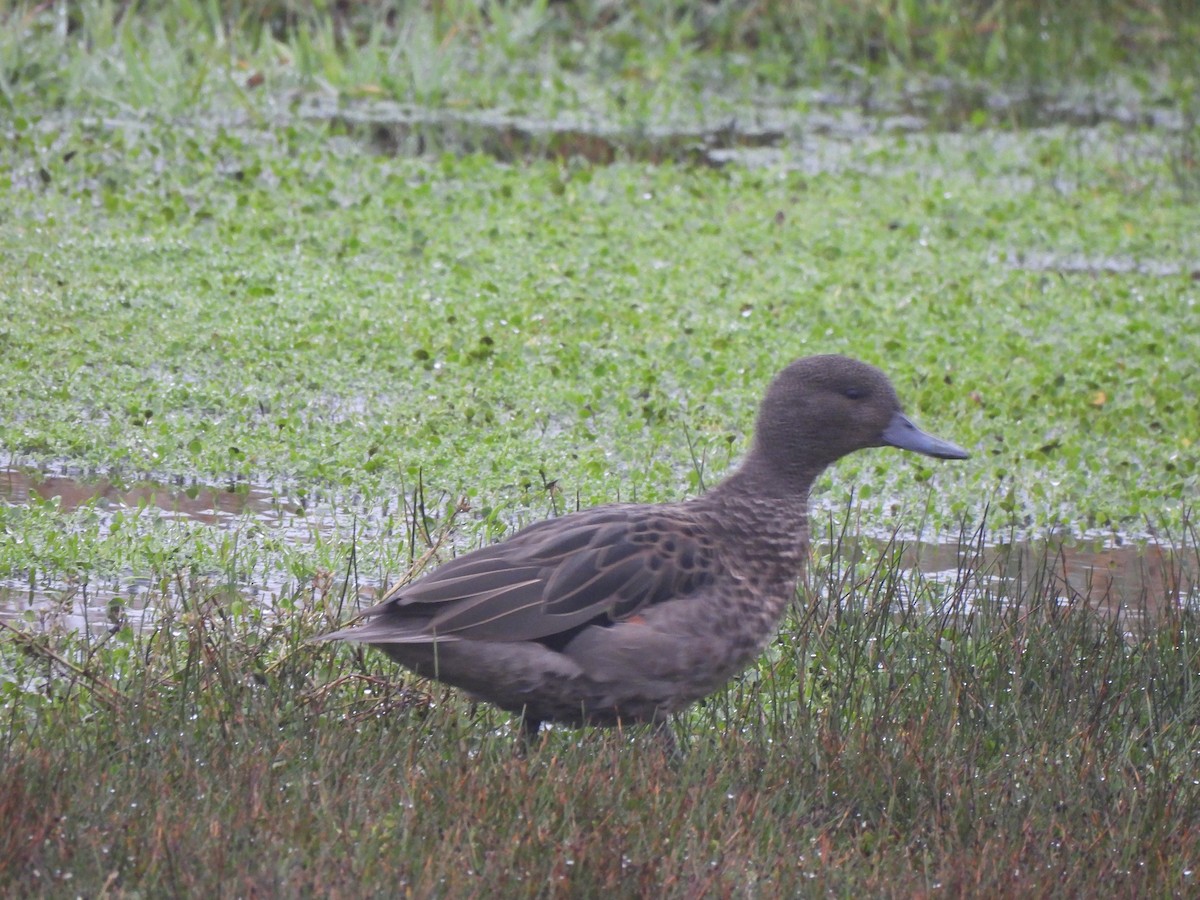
xmin=0 ymin=465 xmax=303 ymax=523
xmin=0 ymin=465 xmax=321 ymax=528
xmin=1 ymin=465 xmax=1196 ymax=634
xmin=294 ymin=83 xmax=1191 ymax=166
xmin=0 ymin=464 xmax=383 ymax=634
xmin=839 ymin=535 xmax=1197 ymax=624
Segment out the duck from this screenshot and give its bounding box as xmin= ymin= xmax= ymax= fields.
xmin=318 ymin=355 xmax=969 ymax=741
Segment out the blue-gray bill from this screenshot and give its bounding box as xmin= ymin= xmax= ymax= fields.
xmin=881 ymin=412 xmax=970 ymax=460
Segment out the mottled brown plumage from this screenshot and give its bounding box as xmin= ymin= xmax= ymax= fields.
xmin=319 ymin=355 xmax=969 ymax=736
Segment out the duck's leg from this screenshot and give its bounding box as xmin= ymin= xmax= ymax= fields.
xmin=517 ymin=713 xmax=543 ymax=754
xmin=652 ymin=720 xmax=683 ymax=762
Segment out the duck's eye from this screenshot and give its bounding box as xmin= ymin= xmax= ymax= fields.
xmin=843 ymin=387 xmax=867 ymax=400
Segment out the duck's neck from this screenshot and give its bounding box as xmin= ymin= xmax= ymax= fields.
xmin=687 ymin=450 xmax=821 ymax=579
xmin=690 ymin=449 xmax=826 ymax=539
xmin=702 ymin=448 xmax=825 ymax=506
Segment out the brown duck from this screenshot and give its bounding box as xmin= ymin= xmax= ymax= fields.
xmin=320 ymin=355 xmax=969 ymax=739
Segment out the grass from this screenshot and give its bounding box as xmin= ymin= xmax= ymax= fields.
xmin=2 ymin=0 xmax=1199 ymax=129
xmin=2 ymin=513 xmax=1198 ymax=894
xmin=2 ymin=0 xmax=1200 ymax=895
xmin=0 ymin=120 xmax=1196 ymax=540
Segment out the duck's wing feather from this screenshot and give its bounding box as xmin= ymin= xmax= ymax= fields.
xmin=342 ymin=507 xmax=717 ymax=644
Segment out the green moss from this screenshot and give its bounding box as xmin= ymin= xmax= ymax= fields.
xmin=1 ymin=4 xmax=1199 ymax=896
xmin=1 ymin=120 xmax=1196 ymax=542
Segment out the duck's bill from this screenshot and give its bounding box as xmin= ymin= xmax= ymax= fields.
xmin=882 ymin=412 xmax=970 ymax=460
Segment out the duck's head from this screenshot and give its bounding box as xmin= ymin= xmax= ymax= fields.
xmin=749 ymin=354 xmax=969 ymax=489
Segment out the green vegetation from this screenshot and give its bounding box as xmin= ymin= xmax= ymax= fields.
xmin=2 ymin=118 xmax=1196 ymax=537
xmin=3 ymin=0 xmax=1199 ymax=125
xmin=3 ymin=522 xmax=1198 ymax=894
xmin=1 ymin=1 xmax=1198 ymax=895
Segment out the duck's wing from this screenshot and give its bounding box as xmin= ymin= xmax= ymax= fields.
xmin=327 ymin=506 xmax=718 ymax=644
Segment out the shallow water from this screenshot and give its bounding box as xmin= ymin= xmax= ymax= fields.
xmin=3 ymin=464 xmax=1195 ymax=637
xmin=297 ymin=80 xmax=1192 ymax=165
xmin=0 ymin=463 xmax=384 ymax=633
xmin=0 ymin=464 xmax=303 ymax=523
xmin=840 ymin=533 xmax=1196 ymax=624
xmin=993 ymin=249 xmax=1200 ymax=279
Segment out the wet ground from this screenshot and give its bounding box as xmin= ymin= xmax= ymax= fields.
xmin=3 ymin=463 xmax=1195 ymax=636
xmin=295 ymin=79 xmax=1194 ymax=166
xmin=0 ymin=462 xmax=386 ymax=635
xmin=4 ymin=80 xmax=1198 ymax=636
xmin=834 ymin=531 xmax=1195 ymax=625
xmin=25 ymin=86 xmax=1195 ymax=285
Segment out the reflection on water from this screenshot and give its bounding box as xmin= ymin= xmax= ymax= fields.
xmin=299 ymin=85 xmax=1191 ymax=166
xmin=991 ymin=249 xmax=1200 ymax=279
xmin=0 ymin=464 xmax=389 ymax=634
xmin=1 ymin=464 xmax=1196 ymax=636
xmin=0 ymin=465 xmax=302 ymax=523
xmin=838 ymin=535 xmax=1197 ymax=624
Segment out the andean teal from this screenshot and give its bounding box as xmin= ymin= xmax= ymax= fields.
xmin=320 ymin=355 xmax=969 ymax=739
